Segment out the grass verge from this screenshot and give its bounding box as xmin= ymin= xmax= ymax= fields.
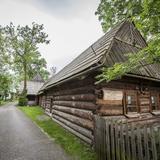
xmin=0 ymin=100 xmax=10 ymax=106
xmin=18 ymin=106 xmax=97 ymax=160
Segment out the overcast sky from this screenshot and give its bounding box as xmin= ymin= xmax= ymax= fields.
xmin=0 ymin=0 xmax=103 ymax=72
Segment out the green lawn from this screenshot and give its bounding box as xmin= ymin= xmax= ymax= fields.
xmin=18 ymin=106 xmax=97 ymax=160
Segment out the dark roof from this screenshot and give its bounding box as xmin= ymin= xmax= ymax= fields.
xmin=39 ymin=20 xmax=160 ymax=93
xmin=32 ymin=73 xmax=44 ymax=82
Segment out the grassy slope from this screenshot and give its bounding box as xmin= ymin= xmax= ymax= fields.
xmin=18 ymin=106 xmax=97 ymax=160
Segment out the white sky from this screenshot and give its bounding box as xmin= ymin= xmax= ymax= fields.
xmin=0 ymin=0 xmax=103 ymax=72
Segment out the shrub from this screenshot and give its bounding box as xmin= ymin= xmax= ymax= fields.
xmin=18 ymin=90 xmax=28 ymax=106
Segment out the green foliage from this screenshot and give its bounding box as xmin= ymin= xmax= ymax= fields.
xmin=19 ymin=106 xmax=97 ymax=160
xmin=96 ymin=0 xmax=160 ymax=82
xmin=0 ymin=55 xmax=13 ymax=100
xmin=0 ymin=22 xmax=50 ymax=92
xmin=18 ymin=91 xmax=28 ymax=106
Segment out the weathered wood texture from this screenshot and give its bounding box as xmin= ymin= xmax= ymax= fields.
xmin=53 ymin=94 xmax=96 ymax=102
xmin=39 ymin=78 xmax=97 ymax=144
xmin=53 ymin=105 xmax=93 ymax=120
xmin=38 ymin=75 xmax=160 ymax=145
xmin=53 ymin=101 xmax=97 ymax=111
xmin=95 ymin=115 xmax=160 ymax=160
xmin=41 ymin=95 xmax=46 ymax=109
xmin=139 ymin=91 xmax=150 ymax=113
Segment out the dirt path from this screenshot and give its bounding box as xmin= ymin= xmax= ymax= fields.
xmin=0 ymin=103 xmax=71 ymax=160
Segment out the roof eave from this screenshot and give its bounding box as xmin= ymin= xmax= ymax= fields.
xmin=126 ymin=73 xmax=160 ymax=82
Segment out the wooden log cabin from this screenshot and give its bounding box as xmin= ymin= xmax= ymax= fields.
xmin=38 ymin=20 xmax=160 ymax=145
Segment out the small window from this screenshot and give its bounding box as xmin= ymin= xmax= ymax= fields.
xmin=125 ymin=91 xmax=138 ymax=113
xmin=150 ymin=93 xmax=159 ymax=111
xmin=127 ymin=96 xmax=132 ymax=105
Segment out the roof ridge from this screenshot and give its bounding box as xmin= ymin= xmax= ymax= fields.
xmin=39 ymin=20 xmax=131 ymax=92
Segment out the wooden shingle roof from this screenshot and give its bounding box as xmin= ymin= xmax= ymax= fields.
xmin=39 ymin=20 xmax=160 ymax=93
xmin=19 ymin=74 xmax=44 ymax=95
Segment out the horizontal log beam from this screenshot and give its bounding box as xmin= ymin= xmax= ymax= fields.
xmin=54 ymin=94 xmax=96 ymax=102
xmin=97 ymin=106 xmax=123 ymax=116
xmin=52 ymin=86 xmax=95 ymax=96
xmin=52 ymin=114 xmax=93 ymax=139
xmin=53 ymin=105 xmax=93 ymax=120
xmin=97 ymin=99 xmax=123 ymax=105
xmin=53 ymin=101 xmax=98 ymax=111
xmin=52 ymin=117 xmax=92 ymax=144
xmin=52 ymin=109 xmax=93 ymax=130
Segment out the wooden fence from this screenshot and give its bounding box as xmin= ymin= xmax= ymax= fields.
xmin=94 ymin=116 xmax=160 ymax=160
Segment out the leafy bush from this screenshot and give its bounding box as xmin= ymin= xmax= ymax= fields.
xmin=18 ymin=90 xmax=28 ymax=106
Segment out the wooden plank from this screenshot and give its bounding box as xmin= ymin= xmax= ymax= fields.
xmin=52 ymin=117 xmax=92 ymax=144
xmin=150 ymin=126 xmax=158 ymax=160
xmin=53 ymin=105 xmax=93 ymax=120
xmin=158 ymin=127 xmax=160 ymax=157
xmin=53 ymin=101 xmax=97 ymax=111
xmin=106 ymin=121 xmax=111 ymax=160
xmin=52 ymin=86 xmax=94 ymax=96
xmin=103 ymin=118 xmax=107 ymax=160
xmin=119 ymin=122 xmax=125 ymax=160
xmin=110 ymin=121 xmax=115 ymax=160
xmin=143 ymin=125 xmax=150 ymax=160
xmin=137 ymin=125 xmax=143 ymax=160
xmin=114 ymin=122 xmax=120 ymax=160
xmin=97 ymin=99 xmax=122 ymax=105
xmin=52 ymin=109 xmax=93 ymax=130
xmin=130 ymin=123 xmax=137 ymax=160
xmin=98 ymin=108 xmax=123 ymax=116
xmin=54 ymin=94 xmax=96 ymax=102
xmin=101 ymin=118 xmax=106 ymax=160
xmin=52 ymin=114 xmax=93 ymax=139
xmin=125 ymin=122 xmax=131 ymax=160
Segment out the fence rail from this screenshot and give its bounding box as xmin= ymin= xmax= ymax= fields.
xmin=94 ymin=116 xmax=160 ymax=160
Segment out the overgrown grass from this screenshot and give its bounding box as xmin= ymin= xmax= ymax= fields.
xmin=0 ymin=100 xmax=9 ymax=106
xmin=18 ymin=106 xmax=97 ymax=160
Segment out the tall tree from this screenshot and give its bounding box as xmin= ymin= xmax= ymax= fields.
xmin=0 ymin=23 xmax=50 ymax=92
xmin=0 ymin=31 xmax=12 ymax=100
xmin=95 ymin=0 xmax=160 ymax=82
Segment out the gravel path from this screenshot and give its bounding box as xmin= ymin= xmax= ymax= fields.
xmin=0 ymin=103 xmax=71 ymax=160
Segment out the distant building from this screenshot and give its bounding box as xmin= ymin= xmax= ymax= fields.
xmin=19 ymin=74 xmax=44 ymax=105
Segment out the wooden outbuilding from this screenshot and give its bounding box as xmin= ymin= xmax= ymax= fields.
xmin=19 ymin=74 xmax=44 ymax=105
xmin=38 ymin=20 xmax=160 ymax=145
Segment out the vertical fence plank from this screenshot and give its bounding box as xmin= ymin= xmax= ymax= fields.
xmin=137 ymin=125 xmax=143 ymax=160
xmin=114 ymin=122 xmax=120 ymax=160
xmin=125 ymin=122 xmax=131 ymax=160
xmin=143 ymin=125 xmax=150 ymax=160
xmin=102 ymin=119 xmax=107 ymax=160
xmin=130 ymin=123 xmax=137 ymax=160
xmin=150 ymin=126 xmax=157 ymax=160
xmin=110 ymin=121 xmax=115 ymax=160
xmin=94 ymin=116 xmax=160 ymax=160
xmin=158 ymin=127 xmax=160 ymax=159
xmin=120 ymin=122 xmax=126 ymax=160
xmin=106 ymin=120 xmax=111 ymax=160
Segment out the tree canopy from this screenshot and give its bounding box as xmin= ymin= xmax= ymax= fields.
xmin=95 ymin=0 xmax=160 ymax=82
xmin=0 ymin=22 xmax=50 ymax=93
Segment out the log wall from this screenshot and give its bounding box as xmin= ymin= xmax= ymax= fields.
xmin=39 ymin=77 xmax=97 ymax=144
xmin=38 ymin=75 xmax=160 ymax=145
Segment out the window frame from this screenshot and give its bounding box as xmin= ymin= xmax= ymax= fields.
xmin=124 ymin=90 xmax=139 ymax=114
xmin=150 ymin=92 xmax=160 ymax=111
